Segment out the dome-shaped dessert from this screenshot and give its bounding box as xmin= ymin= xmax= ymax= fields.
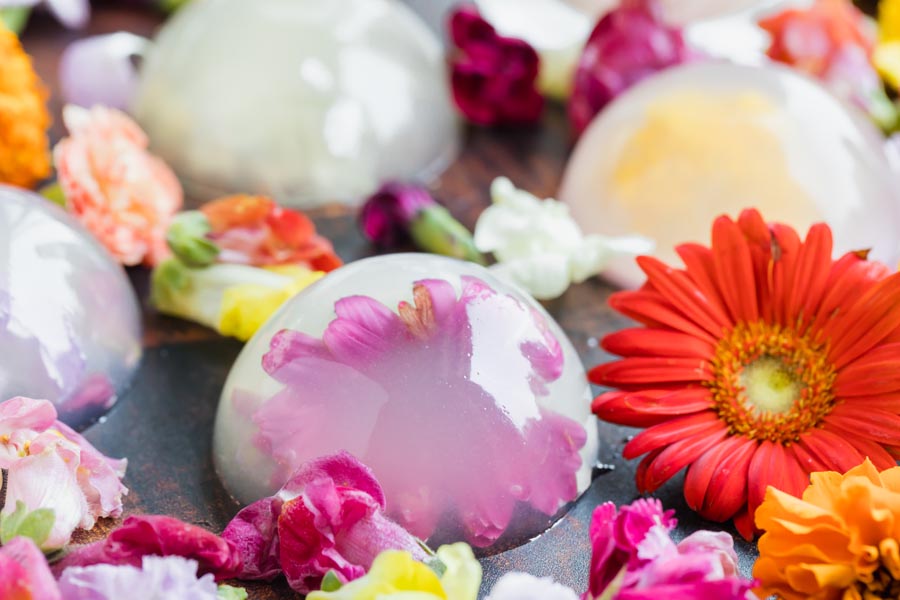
xmin=132 ymin=0 xmax=458 ymax=206
xmin=559 ymin=62 xmax=900 ymax=289
xmin=0 ymin=186 xmax=141 ymax=428
xmin=213 ymin=254 xmax=596 ymax=549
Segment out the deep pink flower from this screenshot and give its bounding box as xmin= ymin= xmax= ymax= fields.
xmin=568 ymin=0 xmax=694 ymax=137
xmin=0 ymin=537 xmax=61 ymax=600
xmin=241 ymin=276 xmax=586 ymax=547
xmin=0 ymin=396 xmax=127 ymax=549
xmin=359 ymin=183 xmax=435 ymax=246
xmin=222 ymin=452 xmax=425 ymax=594
xmin=585 ymin=499 xmax=754 ymax=600
xmin=54 ymin=515 xmax=242 ymax=582
xmin=449 ymin=4 xmax=544 ymax=126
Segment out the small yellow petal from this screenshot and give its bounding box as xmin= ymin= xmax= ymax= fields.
xmin=875 ymin=41 xmax=900 ymax=90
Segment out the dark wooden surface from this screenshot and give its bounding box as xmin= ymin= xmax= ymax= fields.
xmin=21 ymin=4 xmax=758 ymax=598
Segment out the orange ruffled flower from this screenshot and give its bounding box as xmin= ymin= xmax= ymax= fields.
xmin=591 ymin=209 xmax=900 ymax=539
xmin=754 ymin=459 xmax=900 ymax=599
xmin=54 ymin=104 xmax=183 ymax=266
xmin=0 ymin=24 xmax=52 ymax=189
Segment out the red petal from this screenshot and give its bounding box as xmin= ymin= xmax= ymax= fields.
xmin=622 ymin=411 xmax=724 ymax=459
xmin=834 ymin=343 xmax=900 ymax=396
xmin=826 ymin=272 xmax=900 ymax=369
xmin=592 ymin=389 xmax=712 ymax=428
xmin=601 ymin=328 xmax=716 ymax=359
xmin=822 ymin=422 xmax=897 ymax=470
xmin=590 ymin=357 xmax=711 ymax=388
xmin=636 ymin=256 xmax=731 ymax=337
xmin=785 ymin=223 xmax=832 ymax=326
xmin=683 ymin=435 xmax=748 ymax=519
xmin=824 ymin=406 xmax=900 ymax=446
xmin=635 ymin=448 xmax=664 ymax=493
xmin=609 ymin=290 xmax=717 ymax=343
xmin=639 ymin=426 xmax=729 ymax=493
xmin=769 ymin=222 xmax=802 ymax=326
xmin=700 ymin=437 xmax=756 ymax=521
xmin=711 ymin=215 xmax=759 ymax=324
xmin=748 ymin=441 xmax=806 ymax=515
xmin=810 ymin=254 xmax=888 ymax=335
xmin=737 ymin=209 xmax=776 ymax=323
xmin=733 ymin=506 xmax=755 ymax=541
xmin=796 ymin=429 xmax=864 ymax=473
xmin=789 ymin=441 xmax=829 ymax=473
xmin=675 ymin=243 xmax=730 ymax=323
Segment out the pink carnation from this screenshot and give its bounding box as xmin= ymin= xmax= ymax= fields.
xmin=54 ymin=104 xmax=183 ymax=266
xmin=0 ymin=537 xmax=61 ymax=600
xmin=222 ymin=452 xmax=426 ymax=594
xmin=0 ymin=396 xmax=127 ymax=550
xmin=569 ymin=0 xmax=694 ymax=137
xmin=54 ymin=514 xmax=242 ymax=581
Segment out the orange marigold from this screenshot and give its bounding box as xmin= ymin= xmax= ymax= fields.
xmin=754 ymin=458 xmax=900 ymax=599
xmin=0 ymin=24 xmax=51 ymax=189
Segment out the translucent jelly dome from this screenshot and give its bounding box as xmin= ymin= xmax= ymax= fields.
xmin=132 ymin=0 xmax=458 ymax=207
xmin=0 ymin=187 xmax=141 ymax=428
xmin=214 ymin=254 xmax=596 ymax=548
xmin=559 ymin=63 xmax=900 ymax=289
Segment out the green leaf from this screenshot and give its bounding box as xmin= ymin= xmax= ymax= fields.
xmin=0 ymin=501 xmax=55 ymax=547
xmin=0 ymin=8 xmax=31 ymax=34
xmin=166 ymin=211 xmax=220 ymax=268
xmin=320 ymin=570 xmax=343 ymax=592
xmin=39 ymin=182 xmax=67 ymax=208
xmin=216 ymin=584 xmax=248 ymax=600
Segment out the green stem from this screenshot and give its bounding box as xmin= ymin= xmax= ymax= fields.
xmin=409 ymin=206 xmax=486 ymax=265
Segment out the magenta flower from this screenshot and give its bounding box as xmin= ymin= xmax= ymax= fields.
xmin=568 ymin=0 xmax=694 ymax=137
xmin=0 ymin=396 xmax=127 ymax=550
xmin=58 ymin=556 xmax=221 ymax=600
xmin=449 ymin=4 xmax=544 ymax=126
xmin=0 ymin=537 xmax=61 ymax=600
xmin=240 ymin=276 xmax=586 ymax=547
xmin=223 ymin=452 xmax=426 ymax=594
xmin=359 ymin=182 xmax=483 ymax=263
xmin=585 ymin=499 xmax=754 ymax=600
xmin=54 ymin=515 xmax=242 ymax=582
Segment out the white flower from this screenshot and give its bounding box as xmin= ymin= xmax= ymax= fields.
xmin=485 ymin=572 xmax=579 ymax=600
xmin=474 ymin=177 xmax=652 ymax=299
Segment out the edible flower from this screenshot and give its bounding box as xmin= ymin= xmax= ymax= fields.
xmin=755 ymin=458 xmax=900 ymax=600
xmin=359 ymin=182 xmax=483 ymax=264
xmin=875 ymin=0 xmax=900 ymax=91
xmin=0 ymin=396 xmax=127 ymax=550
xmin=1 ymin=0 xmax=89 ymax=30
xmin=53 ymin=104 xmax=183 ymax=266
xmin=473 ymin=177 xmax=652 ymax=299
xmin=0 ymin=536 xmax=61 ymax=599
xmin=242 ymin=278 xmax=586 ymax=546
xmin=761 ymin=0 xmax=898 ymax=131
xmin=54 ymin=514 xmax=242 ymax=581
xmin=586 ymin=498 xmax=753 ymax=599
xmin=170 ymin=194 xmax=341 ymax=271
xmin=0 ymin=23 xmax=51 ymax=189
xmin=222 ymin=452 xmax=426 ymax=594
xmin=569 ymin=0 xmax=694 ymax=137
xmin=591 ymin=209 xmax=900 ymax=538
xmin=485 ymin=573 xmax=578 ymax=600
xmin=306 ymin=543 xmax=481 ymax=600
xmin=151 ymin=259 xmax=323 ymax=341
xmin=449 ymin=4 xmax=544 ymax=126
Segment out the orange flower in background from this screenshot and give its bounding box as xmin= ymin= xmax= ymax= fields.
xmin=54 ymin=104 xmax=183 ymax=266
xmin=200 ymin=194 xmax=342 ymax=271
xmin=591 ymin=209 xmax=900 ymax=539
xmin=754 ymin=459 xmax=900 ymax=599
xmin=0 ymin=24 xmax=52 ymax=189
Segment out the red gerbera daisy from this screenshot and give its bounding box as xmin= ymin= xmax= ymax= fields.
xmin=590 ymin=208 xmax=900 ymax=539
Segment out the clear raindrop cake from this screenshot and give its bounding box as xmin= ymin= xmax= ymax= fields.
xmin=0 ymin=186 xmax=142 ymax=428
xmin=213 ymin=254 xmax=597 ymax=549
xmin=133 ymin=0 xmax=459 ymax=206
xmin=559 ymin=62 xmax=900 ymax=289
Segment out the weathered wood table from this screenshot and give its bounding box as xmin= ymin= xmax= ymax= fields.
xmin=21 ymin=3 xmax=760 ymax=597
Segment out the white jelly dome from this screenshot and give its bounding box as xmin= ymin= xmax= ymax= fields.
xmin=132 ymin=0 xmax=459 ymax=207
xmin=0 ymin=186 xmax=142 ymax=428
xmin=213 ymin=254 xmax=596 ymax=548
xmin=559 ymin=62 xmax=900 ymax=289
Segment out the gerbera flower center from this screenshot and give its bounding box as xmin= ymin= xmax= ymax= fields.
xmin=705 ymin=321 xmax=837 ymax=443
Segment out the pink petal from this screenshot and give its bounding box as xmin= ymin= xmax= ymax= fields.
xmin=0 ymin=537 xmax=61 ymax=599
xmin=0 ymin=396 xmax=57 ymax=436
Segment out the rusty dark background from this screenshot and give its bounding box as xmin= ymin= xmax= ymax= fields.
xmin=21 ymin=0 xmax=880 ymax=596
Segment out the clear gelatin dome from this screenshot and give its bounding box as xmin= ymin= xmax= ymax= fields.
xmin=133 ymin=0 xmax=459 ymax=207
xmin=213 ymin=254 xmax=597 ymax=548
xmin=559 ymin=62 xmax=900 ymax=289
xmin=0 ymin=186 xmax=142 ymax=428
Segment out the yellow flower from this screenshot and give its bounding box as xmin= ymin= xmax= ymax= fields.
xmin=307 ymin=544 xmax=482 ymax=600
xmin=0 ymin=23 xmax=51 ymax=188
xmin=754 ymin=458 xmax=900 ymax=600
